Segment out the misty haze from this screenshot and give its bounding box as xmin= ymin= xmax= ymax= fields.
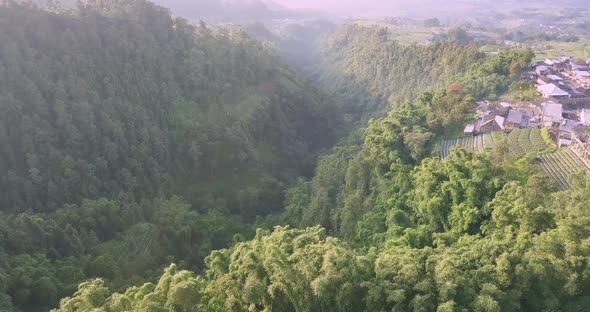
xmin=1 ymin=0 xmax=590 ymax=311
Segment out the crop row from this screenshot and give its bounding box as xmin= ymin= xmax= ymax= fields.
xmin=504 ymin=129 xmax=550 ymax=159
xmin=440 ymin=129 xmax=550 ymax=160
xmin=539 ymin=148 xmax=588 ymax=190
xmin=439 ymin=134 xmax=494 ymax=159
xmin=528 ymin=128 xmax=548 ymax=152
xmin=507 ymin=130 xmax=527 ymax=159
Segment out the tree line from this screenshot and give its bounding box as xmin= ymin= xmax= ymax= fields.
xmin=53 ymin=151 xmax=590 ymax=312
xmin=49 ymin=36 xmax=589 ymax=312
xmin=0 ymin=1 xmax=341 ymax=310
xmin=4 ymin=0 xmax=580 ymax=311
xmin=312 ymin=24 xmax=484 ymax=123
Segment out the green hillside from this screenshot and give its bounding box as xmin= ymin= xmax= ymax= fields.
xmin=440 ymin=129 xmax=590 ymax=189
xmin=312 ymin=25 xmax=484 ymax=122
xmin=52 ymin=46 xmax=590 ymax=310
xmin=0 ymin=2 xmax=340 ymax=310
xmin=4 ymin=1 xmax=590 ymax=312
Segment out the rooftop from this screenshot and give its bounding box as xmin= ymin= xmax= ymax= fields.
xmin=506 ymin=109 xmax=523 ymax=124
xmin=537 ymin=84 xmax=570 ymax=97
xmin=575 ymin=71 xmax=590 ymax=78
xmin=464 ymin=124 xmax=475 ymax=133
xmin=542 ymin=101 xmax=564 ymax=124
xmin=536 ymin=65 xmax=549 ymax=71
xmin=494 ymin=116 xmax=506 ymax=130
xmin=538 ymin=76 xmax=552 ymax=84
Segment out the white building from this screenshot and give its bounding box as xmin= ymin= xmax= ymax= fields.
xmin=541 ymin=101 xmax=564 ymax=127
xmin=580 ymin=109 xmax=590 ymax=126
xmin=537 ymin=83 xmax=570 ymax=99
xmin=547 ymin=74 xmax=563 ymax=82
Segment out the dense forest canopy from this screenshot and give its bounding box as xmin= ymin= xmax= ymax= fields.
xmin=0 ymin=0 xmax=341 ymax=214
xmin=53 ymin=46 xmax=590 ymax=312
xmin=310 ymin=25 xmax=484 ymax=122
xmin=3 ymin=0 xmax=590 ymax=312
xmin=283 ymin=48 xmax=535 ymax=239
xmin=50 ymin=28 xmax=590 ymax=311
xmin=0 ymin=1 xmax=341 ymax=310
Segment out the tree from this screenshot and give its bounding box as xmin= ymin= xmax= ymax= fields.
xmin=509 ymin=81 xmax=540 ymax=101
xmin=424 ymin=18 xmax=441 ymax=27
xmin=447 ymin=27 xmax=472 ymax=45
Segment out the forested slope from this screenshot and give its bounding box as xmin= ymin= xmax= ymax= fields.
xmin=312 ymin=25 xmax=484 ymax=122
xmin=0 ymin=1 xmax=340 ymax=311
xmin=0 ymin=0 xmax=339 ymax=215
xmin=6 ymin=1 xmax=590 ymax=311
xmin=283 ymin=49 xmax=535 ymax=238
xmin=53 ymin=48 xmax=590 ymax=311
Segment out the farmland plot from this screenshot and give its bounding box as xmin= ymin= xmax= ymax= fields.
xmin=439 ymin=134 xmax=494 ymax=159
xmin=539 ymin=148 xmax=589 ymax=190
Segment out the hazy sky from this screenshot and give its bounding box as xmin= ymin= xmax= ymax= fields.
xmin=273 ymin=0 xmax=352 ymax=9
xmin=270 ymin=0 xmax=458 ymax=16
xmin=273 ymin=0 xmax=390 ymax=12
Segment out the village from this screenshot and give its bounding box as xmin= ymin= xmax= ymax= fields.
xmin=445 ymin=56 xmax=590 ymax=189
xmin=464 ymin=56 xmax=590 ymax=147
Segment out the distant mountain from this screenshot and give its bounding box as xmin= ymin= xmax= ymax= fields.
xmin=30 ymin=0 xmax=301 ymax=22
xmin=154 ymin=0 xmax=295 ymax=22
xmin=272 ymin=0 xmax=588 ymax=19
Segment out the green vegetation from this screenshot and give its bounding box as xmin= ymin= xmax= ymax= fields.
xmin=4 ymin=1 xmax=590 ymax=311
xmin=51 ymin=32 xmax=560 ymax=312
xmin=54 ymin=146 xmax=590 ymax=312
xmin=442 ymin=129 xmax=590 ymax=189
xmin=283 ymin=49 xmax=535 ymax=238
xmin=314 ymin=25 xmax=484 ymax=122
xmin=355 ymin=20 xmax=447 ymax=45
xmin=507 ymin=129 xmax=528 ymax=158
xmin=439 ymin=134 xmax=495 ymax=159
xmin=423 ymin=18 xmax=441 ymax=27
xmin=509 ymin=81 xmax=540 ymax=101
xmin=527 ymin=128 xmax=549 ymax=151
xmin=511 ymin=127 xmax=547 ymax=157
xmin=0 ymin=2 xmax=340 ymax=310
xmin=538 ymin=148 xmax=588 ymax=190
xmin=542 ymin=127 xmax=557 ymax=147
xmin=443 ymin=129 xmax=550 ymax=160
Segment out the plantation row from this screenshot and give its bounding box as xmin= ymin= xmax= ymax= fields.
xmin=539 ymin=148 xmax=588 ymax=190
xmin=440 ymin=128 xmax=548 ymax=159
xmin=490 ymin=131 xmax=505 ymax=146
xmin=506 ymin=128 xmax=548 ymax=159
xmin=528 ymin=128 xmax=548 ymax=151
xmin=441 ymin=130 xmax=588 ymax=190
xmin=439 ymin=134 xmax=494 ymax=159
xmin=507 ymin=130 xmax=527 ymax=159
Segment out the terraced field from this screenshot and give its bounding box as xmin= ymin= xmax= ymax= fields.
xmin=440 ymin=133 xmax=494 ymax=159
xmin=441 ymin=129 xmax=549 ymax=160
xmin=539 ymin=148 xmax=590 ymax=190
xmin=506 ymin=128 xmax=549 ymax=159
xmin=441 ymin=129 xmax=590 ymax=190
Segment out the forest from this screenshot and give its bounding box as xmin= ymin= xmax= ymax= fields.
xmin=312 ymin=25 xmax=484 ymax=122
xmin=2 ymin=1 xmax=590 ymax=312
xmin=51 ymin=47 xmax=590 ymax=311
xmin=0 ymin=1 xmax=340 ymax=310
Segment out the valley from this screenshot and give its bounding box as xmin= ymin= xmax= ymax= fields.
xmin=1 ymin=1 xmax=590 ymax=312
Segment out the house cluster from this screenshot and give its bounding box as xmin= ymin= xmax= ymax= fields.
xmin=464 ymin=99 xmax=590 ymax=147
xmin=465 ymin=101 xmax=538 ymax=133
xmin=531 ymin=56 xmax=590 ymax=99
xmin=462 ymin=56 xmax=590 ymax=147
